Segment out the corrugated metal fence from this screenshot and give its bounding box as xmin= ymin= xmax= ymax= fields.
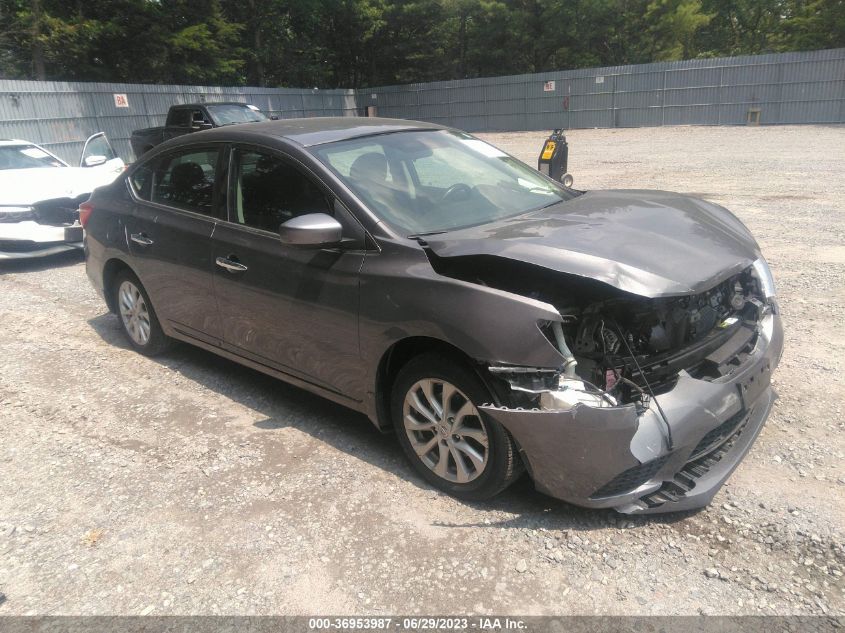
xmin=0 ymin=80 xmax=356 ymax=163
xmin=1 ymin=48 xmax=843 ymax=163
xmin=365 ymin=48 xmax=845 ymax=132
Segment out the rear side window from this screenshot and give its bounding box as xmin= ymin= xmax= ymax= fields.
xmin=149 ymin=148 xmax=219 ymax=215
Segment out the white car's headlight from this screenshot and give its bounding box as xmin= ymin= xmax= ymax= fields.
xmin=0 ymin=206 xmax=36 ymax=222
xmin=752 ymin=257 xmax=776 ymax=299
xmin=0 ymin=206 xmax=34 ymax=214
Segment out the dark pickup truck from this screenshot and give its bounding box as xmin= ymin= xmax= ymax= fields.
xmin=130 ymin=102 xmax=268 ymax=158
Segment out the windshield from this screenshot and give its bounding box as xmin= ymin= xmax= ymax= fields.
xmin=206 ymin=104 xmax=267 ymax=126
xmin=313 ymin=130 xmax=574 ymax=235
xmin=0 ymin=145 xmax=65 ymax=170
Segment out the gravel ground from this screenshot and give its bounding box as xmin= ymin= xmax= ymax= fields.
xmin=0 ymin=125 xmax=843 ymax=616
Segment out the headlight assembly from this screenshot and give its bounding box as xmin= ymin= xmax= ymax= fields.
xmin=752 ymin=257 xmax=776 ymax=299
xmin=0 ymin=206 xmax=36 ymax=223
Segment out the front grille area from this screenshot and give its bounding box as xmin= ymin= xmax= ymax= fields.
xmin=33 ymin=197 xmax=83 ymax=226
xmin=590 ymin=455 xmax=670 ymax=498
xmin=686 ymin=326 xmax=758 ymax=382
xmin=689 ymin=409 xmax=747 ymax=460
xmin=639 ymin=410 xmax=751 ymax=509
xmin=0 ymin=209 xmax=36 ymax=223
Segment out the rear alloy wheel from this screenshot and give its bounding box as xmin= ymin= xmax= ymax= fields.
xmin=118 ymin=280 xmax=151 ymax=347
xmin=392 ymin=354 xmax=521 ymax=500
xmin=112 ymin=270 xmax=172 ymax=356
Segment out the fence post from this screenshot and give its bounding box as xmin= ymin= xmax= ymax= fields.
xmin=717 ymin=66 xmax=723 ymax=125
xmin=611 ymin=73 xmax=617 ymax=128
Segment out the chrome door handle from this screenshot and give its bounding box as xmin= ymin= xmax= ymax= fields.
xmin=215 ymin=256 xmax=248 ymax=273
xmin=130 ymin=233 xmax=154 ymax=246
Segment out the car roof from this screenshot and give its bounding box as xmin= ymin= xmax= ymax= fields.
xmin=179 ymin=116 xmax=447 ymax=148
xmin=0 ymin=139 xmax=39 ymax=147
xmin=173 ymin=102 xmax=256 ymax=108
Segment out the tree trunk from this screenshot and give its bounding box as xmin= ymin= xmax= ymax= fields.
xmin=458 ymin=11 xmax=467 ymax=78
xmin=31 ymin=0 xmax=46 ymax=80
xmin=248 ymin=0 xmax=265 ymax=86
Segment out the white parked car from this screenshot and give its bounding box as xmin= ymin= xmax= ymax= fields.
xmin=0 ymin=133 xmax=125 ymax=259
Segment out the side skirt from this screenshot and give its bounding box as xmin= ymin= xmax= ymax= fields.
xmin=167 ymin=329 xmax=368 ymax=417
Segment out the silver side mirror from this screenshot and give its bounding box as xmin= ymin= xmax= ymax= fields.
xmin=83 ymin=155 xmax=107 ymax=167
xmin=278 ymin=213 xmax=343 ymax=247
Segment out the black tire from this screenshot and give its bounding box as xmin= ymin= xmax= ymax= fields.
xmin=112 ymin=269 xmax=173 ymax=357
xmin=391 ymin=353 xmax=522 ymax=501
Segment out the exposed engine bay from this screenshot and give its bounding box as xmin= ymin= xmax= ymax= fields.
xmin=424 ymin=249 xmax=772 ymax=410
xmin=557 ymin=267 xmax=769 ymax=403
xmin=0 ymin=198 xmax=82 ymax=226
xmin=0 ymin=196 xmax=86 ymax=256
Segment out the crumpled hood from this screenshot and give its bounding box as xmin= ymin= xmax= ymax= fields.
xmin=0 ymin=167 xmax=116 ymax=206
xmin=424 ymin=190 xmax=761 ymax=298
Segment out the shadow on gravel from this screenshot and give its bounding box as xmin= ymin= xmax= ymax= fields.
xmin=0 ymin=249 xmax=83 ymax=274
xmin=88 ymin=310 xmax=700 ymax=533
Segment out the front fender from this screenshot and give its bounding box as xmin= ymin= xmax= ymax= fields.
xmin=360 ymin=240 xmax=566 ymax=369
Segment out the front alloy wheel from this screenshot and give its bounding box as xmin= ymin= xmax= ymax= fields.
xmin=403 ymin=378 xmax=489 ymax=484
xmin=392 ymin=353 xmax=522 ymax=500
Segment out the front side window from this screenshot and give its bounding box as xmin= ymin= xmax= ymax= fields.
xmin=82 ymin=134 xmax=117 ymax=163
xmin=190 ymin=110 xmax=211 ymax=127
xmin=150 ymin=148 xmax=219 ymax=215
xmin=232 ymin=149 xmax=331 ymax=233
xmin=313 ymin=130 xmax=575 ymax=235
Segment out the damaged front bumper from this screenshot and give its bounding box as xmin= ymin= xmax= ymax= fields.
xmin=481 ymin=311 xmax=783 ymax=514
xmin=0 ymin=220 xmax=83 ymax=260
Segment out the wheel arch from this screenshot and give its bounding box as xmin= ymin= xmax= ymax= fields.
xmin=373 ymin=336 xmax=506 ymax=430
xmin=102 ymin=257 xmax=137 ymax=314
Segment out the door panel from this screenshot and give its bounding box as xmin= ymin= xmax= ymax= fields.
xmin=211 ymin=146 xmax=365 ymax=399
xmin=124 ymin=146 xmax=224 ymax=344
xmin=125 ymin=207 xmax=220 ymax=344
xmin=80 ymin=132 xmax=125 ymax=178
xmin=212 ymin=224 xmax=364 ymax=397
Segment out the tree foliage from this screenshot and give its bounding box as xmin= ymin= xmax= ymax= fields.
xmin=0 ymin=0 xmax=841 ymax=86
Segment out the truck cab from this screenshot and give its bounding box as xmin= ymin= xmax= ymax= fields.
xmin=130 ymin=102 xmax=267 ymax=159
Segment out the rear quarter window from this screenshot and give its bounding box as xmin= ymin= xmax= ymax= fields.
xmin=129 ymin=164 xmax=153 ymax=200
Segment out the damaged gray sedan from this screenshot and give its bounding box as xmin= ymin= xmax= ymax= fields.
xmin=84 ymin=118 xmax=782 ymax=514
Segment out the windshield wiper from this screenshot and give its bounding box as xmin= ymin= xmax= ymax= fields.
xmin=407 ymin=230 xmax=449 ymax=238
xmin=538 ymin=198 xmax=565 ymax=210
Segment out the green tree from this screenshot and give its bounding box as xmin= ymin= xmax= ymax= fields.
xmin=779 ymin=0 xmax=845 ymax=50
xmin=0 ymin=0 xmax=842 ymax=87
xmin=645 ymin=0 xmax=712 ymax=59
xmin=698 ymin=0 xmax=787 ymax=54
xmin=165 ymin=0 xmax=244 ymax=84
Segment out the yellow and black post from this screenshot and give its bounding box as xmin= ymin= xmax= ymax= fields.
xmin=537 ymin=129 xmax=572 ymax=186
